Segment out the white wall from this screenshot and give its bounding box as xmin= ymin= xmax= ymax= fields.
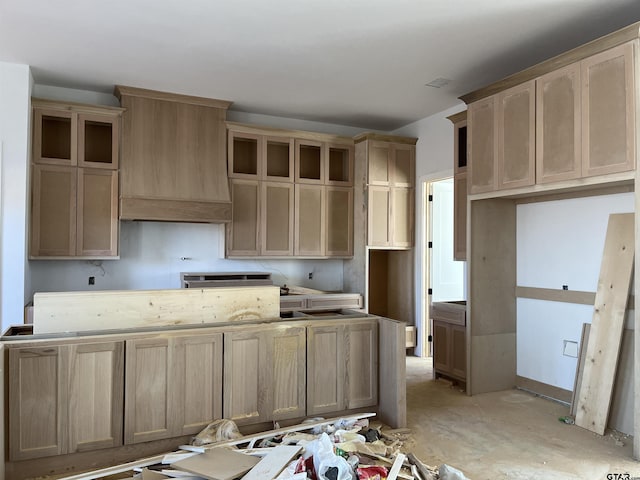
xmin=516 ymin=192 xmax=635 ymax=391
xmin=0 ymin=63 xmax=32 ymax=330
xmin=392 ymin=103 xmax=466 ymax=356
xmin=27 ymin=85 xmax=362 ymax=300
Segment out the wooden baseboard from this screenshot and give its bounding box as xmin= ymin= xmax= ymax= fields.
xmin=515 ymin=375 xmax=572 ymax=404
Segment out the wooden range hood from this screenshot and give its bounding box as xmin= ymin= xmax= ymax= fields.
xmin=115 ymin=85 xmax=233 ymax=223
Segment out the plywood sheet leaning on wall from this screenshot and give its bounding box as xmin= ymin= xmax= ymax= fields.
xmin=33 ymin=286 xmax=281 ymax=334
xmin=575 ymin=213 xmax=634 ymax=435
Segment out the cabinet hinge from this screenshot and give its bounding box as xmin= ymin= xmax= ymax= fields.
xmin=428 ymin=335 xmax=433 ymax=342
xmin=428 ymin=288 xmax=433 ymax=295
xmin=428 ymin=194 xmax=433 ymax=202
xmin=428 ymin=241 xmax=433 ymax=249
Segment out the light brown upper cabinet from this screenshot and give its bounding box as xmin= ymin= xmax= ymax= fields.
xmin=447 ymin=110 xmax=467 ymax=261
xmin=496 ymin=81 xmax=535 ymax=190
xmin=466 ymin=41 xmax=636 ymax=196
xmin=582 ymin=42 xmax=635 ymax=177
xmin=115 ymin=86 xmax=232 ymax=223
xmin=355 ymin=133 xmax=417 ymax=249
xmin=536 ymin=63 xmax=582 ymax=183
xmin=226 ymin=123 xmax=354 ymax=258
xmin=30 ymin=100 xmax=122 ymax=259
xmin=468 ymin=96 xmax=497 ymax=194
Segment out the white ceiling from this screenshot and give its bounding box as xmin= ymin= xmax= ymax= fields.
xmin=2 ymin=0 xmax=640 ymax=131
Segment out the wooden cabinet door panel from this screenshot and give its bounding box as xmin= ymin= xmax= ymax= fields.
xmin=227 ymin=180 xmax=260 ymax=256
xmin=497 ymin=81 xmax=535 ymax=190
xmin=367 ymin=141 xmax=391 ymax=185
xmin=451 ymin=325 xmax=467 ymax=379
xmin=125 ymin=338 xmax=175 ymax=444
xmin=262 ymin=182 xmax=294 ymax=256
xmin=326 ymin=186 xmax=353 ymax=256
xmin=536 ymin=63 xmax=582 ymax=183
xmin=33 ymin=108 xmax=77 ymax=166
xmin=468 ymin=97 xmax=497 ymax=194
xmin=77 ymin=169 xmax=118 ymax=257
xmin=223 ymin=330 xmax=269 ymax=425
xmin=307 ymin=325 xmax=345 ymax=414
xmin=9 ymin=347 xmax=67 ymax=460
xmin=31 ymin=165 xmax=77 ymax=257
xmin=270 ymin=327 xmax=306 ymax=420
xmin=68 ymin=342 xmax=124 ymax=452
xmin=295 ymin=184 xmax=325 ymax=256
xmin=346 ymin=322 xmax=378 ymax=409
xmin=174 ymin=334 xmax=223 ymax=436
xmin=391 ymin=144 xmax=415 ymax=187
xmin=433 ymin=321 xmax=450 ymax=374
xmin=453 ymin=173 xmax=467 ymax=261
xmin=367 ymin=186 xmax=391 ymax=247
xmin=582 ymin=42 xmax=635 ymax=177
xmin=391 ymin=187 xmax=413 ymax=248
xmin=78 ymin=113 xmax=119 ymax=169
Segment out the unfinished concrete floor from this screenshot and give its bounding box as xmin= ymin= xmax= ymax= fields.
xmin=406 ymin=355 xmax=640 ymax=479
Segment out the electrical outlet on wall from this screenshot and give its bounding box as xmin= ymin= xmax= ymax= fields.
xmin=563 ymin=340 xmax=578 ymax=357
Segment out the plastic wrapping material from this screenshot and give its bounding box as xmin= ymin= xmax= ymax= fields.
xmin=356 ymin=465 xmax=388 ymax=479
xmin=304 ymin=433 xmax=355 ymax=480
xmin=191 ymin=419 xmax=242 ymax=446
xmin=439 ymin=463 xmax=469 ymax=480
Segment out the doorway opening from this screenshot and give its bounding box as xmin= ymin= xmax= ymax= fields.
xmin=422 ymin=176 xmax=465 ymax=357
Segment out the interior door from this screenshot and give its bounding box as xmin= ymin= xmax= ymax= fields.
xmin=430 ymin=178 xmax=465 ymax=302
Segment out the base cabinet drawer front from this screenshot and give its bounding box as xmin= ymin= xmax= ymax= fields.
xmin=9 ymin=341 xmax=124 ymax=461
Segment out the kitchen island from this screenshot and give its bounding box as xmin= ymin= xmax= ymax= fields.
xmin=1 ymin=286 xmax=405 ymax=479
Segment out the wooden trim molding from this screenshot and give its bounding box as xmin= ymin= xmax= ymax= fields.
xmin=120 ymin=197 xmax=232 ymax=223
xmin=353 ymin=132 xmax=418 ymax=145
xmin=460 ymin=22 xmax=640 ymax=104
xmin=114 ymin=85 xmax=233 ymax=110
xmin=446 ymin=110 xmax=467 ymax=124
xmin=31 ymin=98 xmax=125 ymax=115
xmin=516 ymin=286 xmax=635 ymax=310
xmin=226 ymin=122 xmax=354 ymax=145
xmin=515 ymin=376 xmax=573 ymax=404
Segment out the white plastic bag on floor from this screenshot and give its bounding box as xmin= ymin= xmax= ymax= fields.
xmin=304 ymin=432 xmax=355 ymax=480
xmin=439 ymin=463 xmax=469 ymax=480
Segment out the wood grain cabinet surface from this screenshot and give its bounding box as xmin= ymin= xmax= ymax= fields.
xmin=115 ymin=86 xmax=232 ymax=223
xmin=355 ymin=134 xmax=417 ymax=249
xmin=223 ymin=326 xmax=305 ymax=425
xmin=30 ymin=100 xmax=121 ymax=259
xmin=448 ymin=109 xmax=468 ymax=261
xmin=432 ymin=305 xmax=466 ymax=383
xmin=468 ymin=41 xmax=636 ymax=196
xmin=226 ymin=123 xmax=354 ymax=258
xmin=307 ymin=319 xmax=378 ymax=415
xmin=124 ymin=334 xmax=223 ymax=444
xmin=9 ymin=341 xmax=124 ymax=461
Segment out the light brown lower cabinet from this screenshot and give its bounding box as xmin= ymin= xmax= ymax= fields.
xmin=433 ymin=320 xmax=466 ymax=382
xmin=124 ymin=334 xmax=223 ymax=444
xmin=9 ymin=341 xmax=124 ymax=461
xmin=223 ymin=326 xmax=306 ymax=425
xmin=307 ymin=320 xmax=378 ymax=415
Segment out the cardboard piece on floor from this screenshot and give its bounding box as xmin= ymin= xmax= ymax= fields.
xmin=575 ymin=213 xmax=634 ymax=435
xmin=241 ymin=445 xmax=302 ymax=480
xmin=172 ymin=448 xmax=260 ymax=480
xmin=142 ymin=469 xmax=171 ymax=480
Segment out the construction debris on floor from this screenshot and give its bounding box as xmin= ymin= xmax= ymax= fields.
xmin=62 ymin=413 xmax=469 ymax=480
